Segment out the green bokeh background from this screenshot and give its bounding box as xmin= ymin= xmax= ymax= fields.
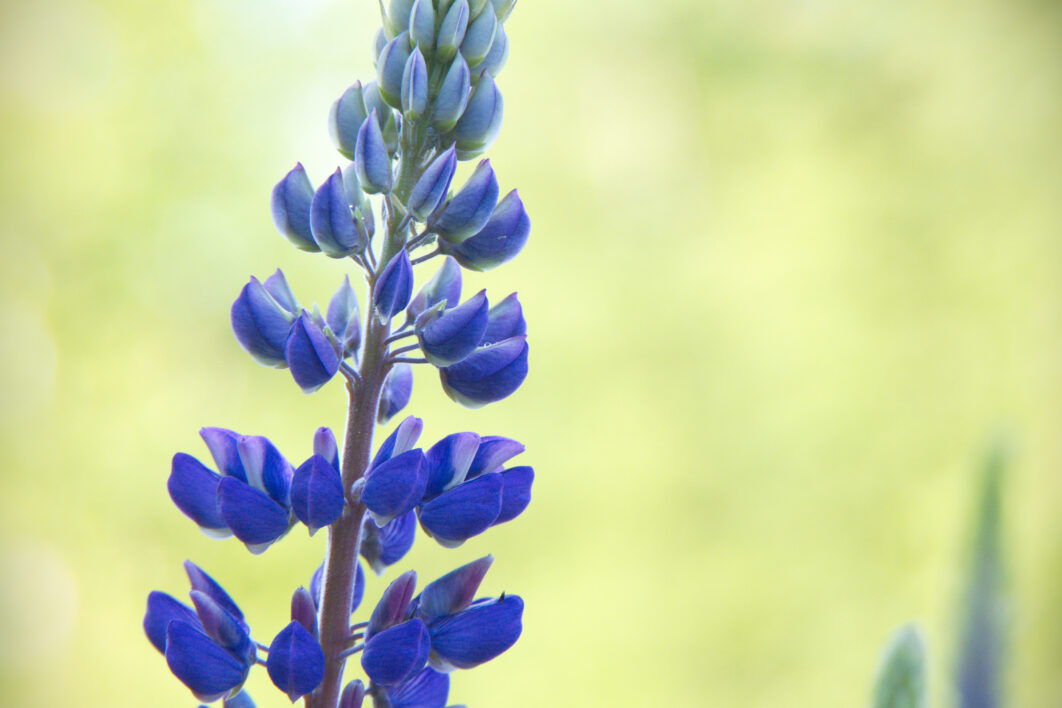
xmin=1 ymin=0 xmax=1060 ymax=705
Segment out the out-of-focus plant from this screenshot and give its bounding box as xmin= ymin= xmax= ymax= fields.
xmin=870 ymin=446 xmax=1007 ymax=708
xmin=142 ymin=1 xmax=532 ymax=705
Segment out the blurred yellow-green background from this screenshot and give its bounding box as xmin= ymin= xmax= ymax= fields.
xmin=1 ymin=0 xmax=1060 ymax=705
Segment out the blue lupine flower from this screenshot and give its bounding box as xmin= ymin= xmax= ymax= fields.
xmin=427 ymin=594 xmax=523 ymax=671
xmin=362 ymin=448 xmax=428 ymax=525
xmin=378 ymin=363 xmax=413 ymax=424
xmin=310 ymin=168 xmax=365 ymax=257
xmin=285 ymin=311 xmax=341 ymax=393
xmin=374 ymin=250 xmax=415 ymax=322
xmin=494 ymin=465 xmax=533 ymax=523
xmin=168 ymin=453 xmax=230 ymax=537
xmin=482 ymin=292 xmax=525 ymax=342
xmin=328 ymin=82 xmax=369 ymax=159
xmin=355 ymin=112 xmax=393 ymax=194
xmin=453 ymin=73 xmax=503 ymax=159
xmin=271 ymin=164 xmax=319 ymax=252
xmin=377 ymin=32 xmax=412 ymax=108
xmin=467 ymin=434 xmax=524 ymax=477
xmin=218 ymin=476 xmax=291 ymax=550
xmin=314 ymin=426 xmax=340 ymax=469
xmin=436 ymin=0 xmax=469 ymax=62
xmin=401 ymin=49 xmax=428 ymax=120
xmin=408 ymin=147 xmax=458 ymax=222
xmin=438 ymin=335 xmax=528 ymax=407
xmin=362 ymin=618 xmax=431 ymax=686
xmin=373 ymin=667 xmax=449 ymax=708
xmin=311 ymin=559 xmax=366 ymax=615
xmin=415 ymin=289 xmax=489 ymax=366
xmin=360 ymin=510 xmax=417 ymax=574
xmin=439 ymin=189 xmax=529 ymax=271
xmin=362 ymin=80 xmax=399 ymax=155
xmin=327 ymin=275 xmax=362 ymax=357
xmin=429 ymin=159 xmax=498 ymax=243
xmin=145 ymin=564 xmax=255 ymax=702
xmin=460 ymin=3 xmax=496 ymax=67
xmin=267 ymin=621 xmax=325 ymax=702
xmin=407 ymin=256 xmax=462 ymax=324
xmin=433 ymin=56 xmax=471 ymax=132
xmin=290 ymin=454 xmax=345 ymax=533
xmin=231 ymin=276 xmax=296 ymax=367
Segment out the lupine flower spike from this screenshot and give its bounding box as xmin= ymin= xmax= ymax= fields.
xmin=146 ymin=0 xmax=534 ymax=705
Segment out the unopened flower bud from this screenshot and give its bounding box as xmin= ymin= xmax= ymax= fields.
xmin=377 ymin=32 xmax=412 ymax=109
xmin=454 ymin=72 xmax=503 ymax=158
xmin=284 ymin=311 xmax=340 ymax=393
xmin=267 ymin=622 xmax=325 ymax=702
xmin=479 ymin=25 xmax=509 ymax=78
xmin=271 ymin=164 xmax=319 ymax=252
xmin=491 ymin=0 xmax=517 ymax=23
xmin=378 ymin=364 xmax=413 ymax=424
xmin=382 ymin=0 xmax=415 ymax=38
xmin=310 ymin=169 xmax=365 ymax=257
xmin=436 ymin=0 xmax=469 ymax=63
xmin=432 ymin=56 xmax=471 ymax=132
xmin=326 ymin=275 xmax=362 ymax=356
xmin=355 ymin=112 xmax=393 ymax=194
xmin=460 ymin=3 xmax=496 ymax=68
xmin=328 ymin=82 xmax=368 ymax=159
xmin=401 ymin=49 xmax=428 ymax=120
xmin=231 ymin=276 xmax=295 ymax=367
xmin=409 ymin=0 xmax=435 ymax=51
xmin=406 ymin=256 xmax=462 ymax=323
xmin=408 ymin=147 xmax=457 ymax=222
xmin=373 ymin=250 xmax=414 ymax=322
xmin=416 ymin=289 xmax=489 ymax=367
xmin=440 ymin=189 xmax=528 ymax=271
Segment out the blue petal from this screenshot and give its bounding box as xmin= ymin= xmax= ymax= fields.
xmin=406 ymin=257 xmax=462 ymax=324
xmin=217 ymin=477 xmax=291 ymax=548
xmin=466 ymin=435 xmax=524 ymax=478
xmin=168 ymin=453 xmax=227 ymax=533
xmin=271 ymin=163 xmax=319 ymax=252
xmin=481 ymin=292 xmax=525 ymax=344
xmin=310 ymin=560 xmax=365 ymax=614
xmin=165 ymin=620 xmax=249 ymax=703
xmin=494 ymin=465 xmax=533 ymax=525
xmin=374 ymin=250 xmax=414 ymax=322
xmin=313 ymin=427 xmax=340 ymax=471
xmin=363 ymin=449 xmax=428 ymax=522
xmin=438 ymin=335 xmax=528 ymax=408
xmin=236 ymin=435 xmax=294 ymax=508
xmin=435 ymin=0 xmax=469 ymax=61
xmin=371 ymin=416 xmax=424 ymax=468
xmin=230 ymin=277 xmax=294 ymax=367
xmin=144 ymin=591 xmax=200 ymax=654
xmin=416 ymin=290 xmax=489 ymax=367
xmin=459 ymin=2 xmax=496 ymax=66
xmin=361 ymin=510 xmax=417 ymax=574
xmin=361 ymin=619 xmax=430 ymax=686
xmin=441 ymin=189 xmax=528 ymax=272
xmin=479 ymin=24 xmax=508 ymax=77
xmin=263 ymin=269 xmax=299 ymax=316
xmin=378 ymin=364 xmax=413 ymax=425
xmin=428 ymin=595 xmax=523 ymax=670
xmin=199 ymin=427 xmax=247 ymax=482
xmin=408 ymin=147 xmax=457 ymax=222
xmin=409 ymin=0 xmax=435 ymax=50
xmin=310 ymin=168 xmax=363 ymax=257
xmin=267 ymin=621 xmax=325 ymax=702
xmin=291 ymin=455 xmax=345 ymax=532
xmin=368 ymin=570 xmax=418 ymax=639
xmin=401 ymin=48 xmax=428 ymax=119
xmin=386 ymin=667 xmax=449 ymax=708
xmin=424 ymin=432 xmax=481 ymax=498
xmin=417 ymin=556 xmax=493 ymax=623
xmin=183 ymin=562 xmax=245 ymax=626
xmin=189 ymin=590 xmax=255 ymax=666
xmin=376 ymin=32 xmax=412 ymax=108
xmin=429 ymin=160 xmax=498 ymax=243
xmin=286 ymin=311 xmax=341 ymax=393
xmin=417 ymin=472 xmax=502 ymax=546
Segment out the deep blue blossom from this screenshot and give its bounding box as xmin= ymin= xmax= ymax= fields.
xmin=267 ymin=621 xmax=325 ymax=701
xmin=378 ymin=364 xmax=414 ymax=424
xmin=439 ymin=335 xmax=528 ymax=407
xmin=360 ymin=510 xmax=417 ymax=574
xmin=415 ymin=289 xmax=489 ymax=366
xmin=291 ymin=454 xmax=345 ymax=532
xmin=230 ymin=276 xmax=295 ymax=367
xmin=406 ymin=257 xmax=462 ymax=324
xmin=271 ymin=164 xmax=318 ymax=252
xmin=371 ymin=667 xmax=450 ymax=708
xmin=439 ymin=189 xmax=529 ymax=271
xmin=429 ymin=160 xmax=498 ymax=242
xmin=374 ymin=250 xmax=415 ymax=322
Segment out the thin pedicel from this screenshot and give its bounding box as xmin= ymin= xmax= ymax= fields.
xmin=144 ymin=1 xmax=532 ymax=705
